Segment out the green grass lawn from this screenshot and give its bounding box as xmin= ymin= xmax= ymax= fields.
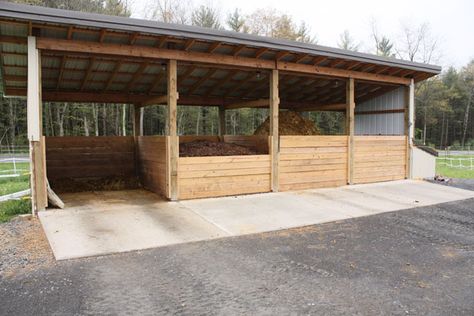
xmin=0 ymin=199 xmax=31 ymax=222
xmin=0 ymin=162 xmax=30 ymax=196
xmin=436 ymin=156 xmax=474 ymax=179
xmin=0 ymin=162 xmax=31 ymax=222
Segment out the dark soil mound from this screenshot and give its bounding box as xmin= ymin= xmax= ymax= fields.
xmin=180 ymin=141 xmax=257 ymax=157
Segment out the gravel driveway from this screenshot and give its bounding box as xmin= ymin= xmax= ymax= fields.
xmin=1 ymin=190 xmax=473 ymax=315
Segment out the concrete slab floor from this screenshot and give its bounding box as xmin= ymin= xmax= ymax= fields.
xmin=39 ymin=180 xmax=474 ymax=260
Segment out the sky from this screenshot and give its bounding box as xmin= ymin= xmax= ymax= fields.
xmin=130 ymin=0 xmax=474 ymax=70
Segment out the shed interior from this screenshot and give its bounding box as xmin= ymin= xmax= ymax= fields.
xmin=0 ymin=2 xmax=441 ymax=209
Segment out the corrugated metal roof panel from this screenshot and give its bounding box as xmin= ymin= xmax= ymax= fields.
xmin=3 ymin=54 xmax=26 ymax=66
xmin=0 ymin=2 xmax=441 ymax=74
xmin=1 ymin=42 xmax=26 ymax=54
xmin=65 ymin=59 xmax=88 ymax=70
xmin=0 ymin=22 xmax=27 ymax=36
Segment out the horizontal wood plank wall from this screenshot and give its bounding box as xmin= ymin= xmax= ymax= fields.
xmin=279 ymin=136 xmax=348 ymax=191
xmin=223 ymin=135 xmax=269 ymax=154
xmin=45 ymin=136 xmax=135 ymax=179
xmin=137 ymin=136 xmax=167 ymax=196
xmin=353 ymin=136 xmax=407 ymax=184
xmin=178 ymin=155 xmax=271 ymax=199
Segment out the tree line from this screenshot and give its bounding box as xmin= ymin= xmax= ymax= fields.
xmin=1 ymin=0 xmax=473 ymax=150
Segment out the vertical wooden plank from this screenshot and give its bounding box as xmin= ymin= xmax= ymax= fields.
xmin=27 ymin=36 xmax=47 ymax=214
xmin=346 ymin=77 xmax=355 ymax=185
xmin=167 ymin=60 xmax=179 ymax=200
xmin=270 ymin=69 xmax=279 ymax=192
xmin=218 ymin=105 xmax=226 ymax=137
xmin=133 ymin=104 xmax=141 ymax=137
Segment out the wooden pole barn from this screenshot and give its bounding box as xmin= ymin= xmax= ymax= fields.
xmin=0 ymin=3 xmax=441 ymax=213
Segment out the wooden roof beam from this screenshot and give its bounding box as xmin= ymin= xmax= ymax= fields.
xmin=36 ymin=38 xmax=412 ymax=85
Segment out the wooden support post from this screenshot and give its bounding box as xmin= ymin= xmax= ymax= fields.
xmin=133 ymin=104 xmax=141 ymax=137
xmin=346 ymin=77 xmax=355 ymax=185
xmin=27 ymin=36 xmax=47 ymax=214
xmin=405 ymin=79 xmax=415 ymax=179
xmin=270 ymin=69 xmax=280 ymax=192
xmin=218 ymin=105 xmax=226 ymax=138
xmin=166 ymin=60 xmax=179 ymax=200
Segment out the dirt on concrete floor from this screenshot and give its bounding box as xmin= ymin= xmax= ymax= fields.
xmin=179 ymin=140 xmax=258 ymax=157
xmin=0 ymin=216 xmax=54 ymax=279
xmin=51 ymin=176 xmax=140 ymax=193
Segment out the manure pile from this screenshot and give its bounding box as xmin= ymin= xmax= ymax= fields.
xmin=253 ymin=111 xmax=320 ymax=136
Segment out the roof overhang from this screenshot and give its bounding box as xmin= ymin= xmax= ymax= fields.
xmin=0 ymin=2 xmax=441 ymax=109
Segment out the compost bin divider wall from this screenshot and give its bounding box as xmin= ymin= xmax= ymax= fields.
xmin=279 ymin=135 xmax=349 ymax=191
xmin=45 ymin=136 xmax=135 ymax=181
xmin=353 ymin=136 xmax=407 ymax=184
xmin=136 ymin=136 xmax=168 ymax=197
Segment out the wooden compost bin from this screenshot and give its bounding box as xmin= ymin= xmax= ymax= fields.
xmin=46 ymin=136 xmax=136 ymax=180
xmin=279 ymin=136 xmax=349 ymax=191
xmin=353 ymin=136 xmax=407 ymax=184
xmin=136 ymin=136 xmax=168 ymax=196
xmin=177 ymin=135 xmax=271 ymax=199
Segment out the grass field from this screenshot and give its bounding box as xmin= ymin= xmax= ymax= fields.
xmin=0 ymin=162 xmax=31 ymax=222
xmin=0 ymin=162 xmax=30 ymax=196
xmin=436 ymin=155 xmax=474 ymax=179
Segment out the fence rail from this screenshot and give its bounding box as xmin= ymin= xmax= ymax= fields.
xmin=438 ymin=156 xmax=474 ymax=170
xmin=0 ymin=145 xmax=30 ymax=178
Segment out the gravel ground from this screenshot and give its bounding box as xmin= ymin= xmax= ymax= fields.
xmin=0 ymin=192 xmax=473 ymax=315
xmin=0 ymin=216 xmax=54 ymax=278
xmin=429 ymin=178 xmax=474 ymax=191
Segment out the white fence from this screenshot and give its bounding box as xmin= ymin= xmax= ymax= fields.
xmin=438 ymin=152 xmax=474 ymax=171
xmin=0 ymin=145 xmax=30 ymax=178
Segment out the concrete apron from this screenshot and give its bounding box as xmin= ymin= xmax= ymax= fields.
xmin=39 ymin=180 xmax=474 ymax=260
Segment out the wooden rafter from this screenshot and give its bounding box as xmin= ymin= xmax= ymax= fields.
xmin=208 ymin=41 xmax=221 ymax=53
xmin=183 ymin=39 xmax=195 ymax=51
xmin=312 ymin=56 xmax=328 ymax=65
xmin=205 ymin=69 xmax=238 ymax=96
xmin=296 ymin=80 xmax=334 ymax=101
xmin=80 ymin=56 xmax=96 ymax=90
xmin=125 ymin=62 xmax=149 ymax=92
xmin=224 ymin=72 xmax=253 ymax=97
xmin=294 ymin=53 xmax=309 ymax=63
xmin=104 ymin=59 xmax=124 ymax=91
xmin=328 ymin=59 xmax=346 ymax=68
xmin=232 ymin=44 xmax=246 ymax=56
xmin=275 ymin=51 xmax=289 ymax=61
xmin=346 ymin=61 xmax=362 ymax=70
xmin=129 ymin=32 xmax=138 ymax=45
xmin=186 ymin=68 xmax=218 ymax=95
xmin=241 ymin=76 xmax=268 ymax=98
xmin=98 ymin=29 xmax=106 ymax=42
xmin=255 ymin=47 xmax=268 ymax=58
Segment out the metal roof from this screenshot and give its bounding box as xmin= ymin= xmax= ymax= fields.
xmin=0 ymin=1 xmax=441 ymax=74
